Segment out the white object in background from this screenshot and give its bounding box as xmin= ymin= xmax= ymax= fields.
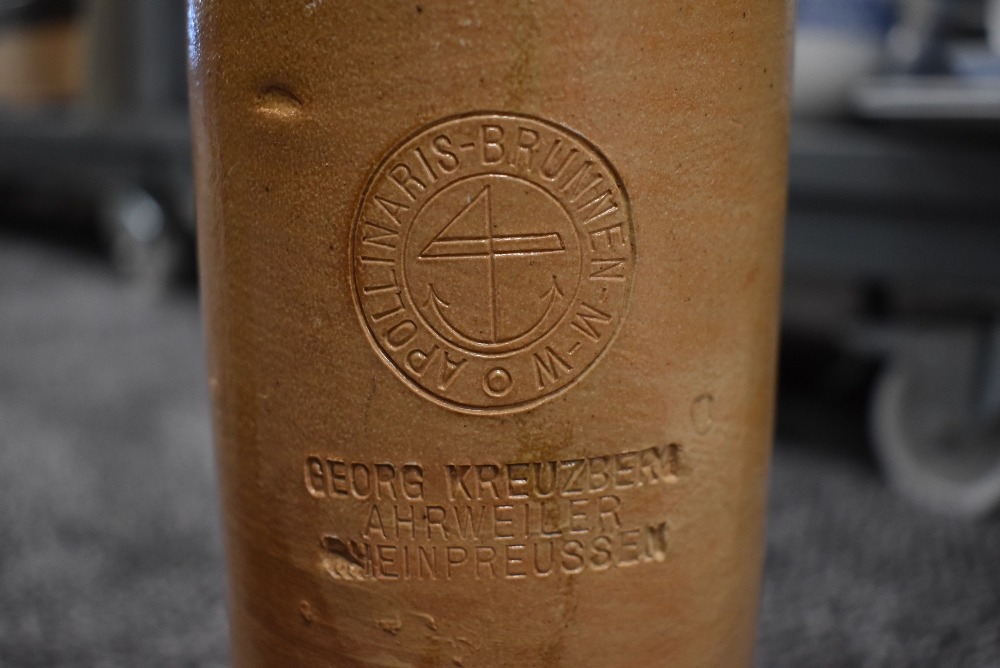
xmin=870 ymin=325 xmax=1000 ymax=517
xmin=793 ymin=29 xmax=884 ymax=117
xmin=987 ymin=0 xmax=1000 ymax=55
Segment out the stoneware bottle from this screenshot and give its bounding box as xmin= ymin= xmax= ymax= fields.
xmin=188 ymin=2 xmax=792 ymax=666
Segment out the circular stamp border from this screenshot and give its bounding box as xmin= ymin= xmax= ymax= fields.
xmin=348 ymin=111 xmax=637 ymax=416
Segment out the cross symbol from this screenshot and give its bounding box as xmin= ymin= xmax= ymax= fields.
xmin=419 ymin=184 xmax=566 ymax=342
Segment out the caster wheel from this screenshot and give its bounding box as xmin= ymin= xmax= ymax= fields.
xmin=870 ymin=326 xmax=1000 ymax=516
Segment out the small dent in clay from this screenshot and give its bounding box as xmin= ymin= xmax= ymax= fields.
xmin=692 ymin=393 xmax=714 ymax=435
xmin=298 ymin=600 xmax=315 ymax=624
xmin=257 ymin=85 xmax=303 ymax=118
xmin=377 ymin=615 xmax=403 ymax=635
xmin=413 ymin=611 xmax=438 ymax=631
xmin=321 ymin=535 xmax=369 ymax=581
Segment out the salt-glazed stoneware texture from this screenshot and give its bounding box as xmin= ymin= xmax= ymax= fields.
xmin=187 ymin=2 xmax=793 ymax=666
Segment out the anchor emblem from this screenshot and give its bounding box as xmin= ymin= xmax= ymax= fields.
xmin=417 ymin=184 xmax=569 ymax=351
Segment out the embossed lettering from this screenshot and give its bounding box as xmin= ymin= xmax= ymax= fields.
xmin=476 ymin=464 xmax=502 ymax=500
xmin=364 ymin=504 xmax=387 ymax=539
xmin=540 ymin=139 xmax=577 ymax=180
xmin=418 ymin=545 xmax=437 ymax=579
xmin=481 ymin=124 xmax=504 ymax=164
xmin=327 ymin=459 xmax=349 ymax=496
xmin=507 ymin=463 xmax=530 ymax=499
xmin=590 ymin=535 xmax=614 ymax=570
xmin=371 ymin=291 xmax=405 ymax=322
xmin=533 ymin=346 xmax=573 ymax=389
xmin=561 ymin=540 xmax=585 ymax=574
xmin=588 ymin=456 xmax=611 ymax=492
xmin=446 ymin=546 xmax=468 ymax=578
xmin=577 ymin=189 xmax=618 ymax=224
xmin=560 ymin=459 xmax=586 ymax=496
xmin=644 ymin=522 xmax=668 ymax=562
xmin=389 ymin=163 xmax=425 ymax=200
xmin=533 ymin=541 xmax=555 ymax=576
xmin=305 ymin=456 xmax=326 ymax=498
xmin=394 ymin=504 xmax=416 ymax=539
xmin=432 ymin=134 xmax=459 ymax=172
xmin=402 ymin=464 xmax=425 ymax=499
xmin=313 ymin=445 xmax=681 ymax=583
xmin=494 ymin=504 xmax=514 ymax=539
xmin=377 ymin=544 xmax=400 ymax=578
xmin=515 ymin=127 xmax=539 ymax=170
xmin=446 ymin=465 xmax=474 ymax=501
xmin=373 ymin=194 xmax=409 ymax=226
xmin=505 ymin=544 xmax=527 ymax=578
xmin=351 ymin=463 xmax=372 ymax=499
xmin=568 ymin=498 xmax=589 ymax=534
xmin=437 ymin=351 xmax=467 ymax=390
xmin=426 ymin=505 xmax=448 ymax=540
xmin=413 ymin=146 xmax=438 ymax=182
xmin=476 ymin=545 xmax=498 ymax=579
xmin=589 ymin=258 xmax=628 ymax=281
xmin=362 ymin=267 xmax=399 ymax=295
xmin=362 ymin=221 xmax=398 ymax=249
xmin=559 ymin=161 xmax=597 ymax=202
xmin=614 ymin=452 xmax=637 ymax=488
xmin=406 ymin=345 xmax=438 ymax=375
xmin=598 ymin=495 xmax=622 ymax=530
xmin=376 ymin=463 xmax=398 ymax=500
xmin=571 ymin=303 xmax=613 ymax=342
xmin=587 ymin=222 xmax=627 ymax=251
xmin=453 ymin=505 xmax=487 ymax=540
xmin=385 ymin=320 xmax=417 ymax=349
xmin=534 ymin=461 xmax=557 ymax=498
xmin=618 ymin=528 xmax=641 ymax=566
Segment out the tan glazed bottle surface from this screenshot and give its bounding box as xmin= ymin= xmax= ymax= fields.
xmin=188 ymin=2 xmax=792 ymax=666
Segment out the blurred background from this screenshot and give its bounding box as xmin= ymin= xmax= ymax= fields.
xmin=0 ymin=0 xmax=998 ymax=665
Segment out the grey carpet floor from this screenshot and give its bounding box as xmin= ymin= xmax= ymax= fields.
xmin=1 ymin=236 xmax=998 ymax=667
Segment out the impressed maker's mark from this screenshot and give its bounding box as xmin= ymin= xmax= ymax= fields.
xmin=351 ymin=112 xmax=635 ymax=414
xmin=307 ymin=444 xmax=682 ymax=582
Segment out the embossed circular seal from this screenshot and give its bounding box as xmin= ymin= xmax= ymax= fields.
xmin=351 ymin=112 xmax=635 ymax=413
